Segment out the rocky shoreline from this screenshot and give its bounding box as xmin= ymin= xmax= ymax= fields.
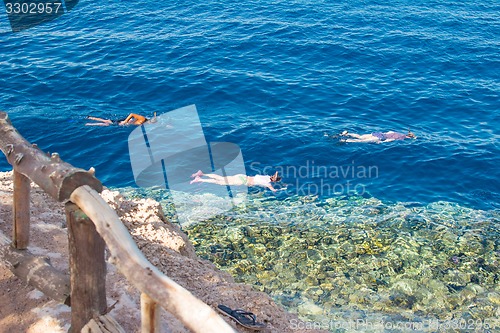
xmin=0 ymin=171 xmax=326 ymax=333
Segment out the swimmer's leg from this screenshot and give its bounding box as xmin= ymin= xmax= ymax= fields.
xmin=203 ymin=173 xmax=226 ymax=181
xmin=87 ymin=116 xmax=112 ymax=123
xmin=345 ymin=135 xmax=379 ymax=143
xmin=190 ymin=176 xmax=204 ymax=184
xmin=344 ymin=133 xmax=364 ymax=139
xmin=85 ymin=116 xmax=113 ymax=126
xmin=191 ymin=170 xmax=204 ymax=178
xmin=190 ymin=174 xmax=246 ymax=186
xmin=190 ymin=176 xmax=226 ymax=185
xmin=85 ymin=122 xmax=111 ymax=126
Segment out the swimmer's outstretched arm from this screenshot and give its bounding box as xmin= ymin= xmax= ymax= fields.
xmin=268 ymin=185 xmax=290 ymax=192
xmin=124 ymin=113 xmax=137 ymax=122
xmin=267 ymin=185 xmax=277 ymax=192
xmin=121 ymin=113 xmax=135 ymax=124
xmin=118 ymin=114 xmax=131 ymax=125
xmin=118 ymin=113 xmax=146 ymax=125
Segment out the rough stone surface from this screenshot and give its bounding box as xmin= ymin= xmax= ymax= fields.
xmin=0 ymin=171 xmax=326 ymax=333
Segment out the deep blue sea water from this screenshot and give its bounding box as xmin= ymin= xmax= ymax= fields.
xmin=1 ymin=0 xmax=498 ymax=211
xmin=1 ymin=1 xmax=499 ymax=328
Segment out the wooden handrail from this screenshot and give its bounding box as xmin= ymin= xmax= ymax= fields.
xmin=70 ymin=185 xmax=235 ymax=333
xmin=0 ymin=111 xmax=236 ymax=332
xmin=0 ymin=112 xmax=102 ymax=201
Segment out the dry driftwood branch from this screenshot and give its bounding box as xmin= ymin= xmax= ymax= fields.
xmin=0 ymin=230 xmax=70 ymax=305
xmin=0 ymin=112 xmax=102 ymax=201
xmin=70 ymin=185 xmax=236 ymax=333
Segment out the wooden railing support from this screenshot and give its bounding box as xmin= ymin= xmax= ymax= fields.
xmin=141 ymin=293 xmax=160 ymax=333
xmin=66 ymin=203 xmax=107 ymax=333
xmin=70 ymin=185 xmax=236 ymax=333
xmin=0 ymin=112 xmax=236 ymax=333
xmin=13 ymin=170 xmax=30 ymax=249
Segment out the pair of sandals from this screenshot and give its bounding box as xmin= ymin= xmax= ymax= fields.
xmin=217 ymin=304 xmax=266 ymax=330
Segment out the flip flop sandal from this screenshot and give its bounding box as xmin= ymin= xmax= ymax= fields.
xmin=217 ymin=304 xmax=267 ymax=330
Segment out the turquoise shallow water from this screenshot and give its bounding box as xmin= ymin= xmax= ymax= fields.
xmin=202 ymin=198 xmax=499 ymax=331
xmin=1 ymin=0 xmax=499 ymax=331
xmin=122 ymin=187 xmax=500 ymax=332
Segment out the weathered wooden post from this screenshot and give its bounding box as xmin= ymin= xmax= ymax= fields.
xmin=1 ymin=110 xmax=105 ymax=329
xmin=141 ymin=293 xmax=160 ymax=333
xmin=66 ymin=203 xmax=107 ymax=333
xmin=1 ymin=111 xmax=237 ymax=333
xmin=12 ymin=170 xmax=30 ymax=249
xmin=71 ymin=185 xmax=238 ymax=333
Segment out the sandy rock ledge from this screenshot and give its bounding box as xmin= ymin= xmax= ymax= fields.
xmin=0 ymin=171 xmax=327 ymax=333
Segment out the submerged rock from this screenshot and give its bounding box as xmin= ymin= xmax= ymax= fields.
xmin=183 ymin=192 xmax=500 ymax=328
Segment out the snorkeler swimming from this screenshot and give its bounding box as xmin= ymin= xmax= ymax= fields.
xmin=190 ymin=170 xmax=282 ymax=192
xmin=85 ymin=112 xmax=157 ymax=126
xmin=326 ymin=129 xmax=416 ymax=143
